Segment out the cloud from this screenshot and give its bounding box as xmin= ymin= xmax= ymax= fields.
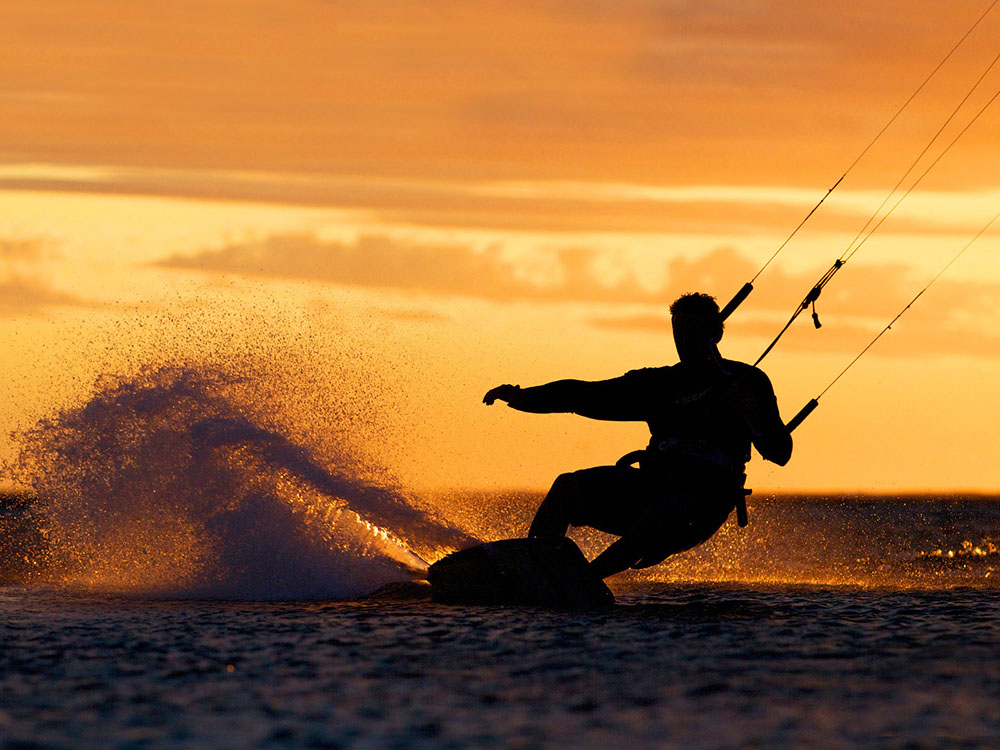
xmin=1 ymin=0 xmax=996 ymax=193
xmin=156 ymin=233 xmax=659 ymax=304
xmin=4 ymin=162 xmax=997 ymax=238
xmin=584 ymin=244 xmax=1000 ymax=359
xmin=0 ymin=236 xmax=60 ymax=268
xmin=589 ymin=280 xmax=1000 ymax=358
xmin=0 ymin=276 xmax=97 ymax=316
xmin=1 ymin=237 xmax=51 ymax=262
xmin=0 ymin=236 xmax=104 ymax=316
xmin=156 ymin=233 xmax=1000 ymax=339
xmin=156 ymin=232 xmax=761 ymax=307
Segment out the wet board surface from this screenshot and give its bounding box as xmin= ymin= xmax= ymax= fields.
xmin=427 ymin=538 xmax=615 ymax=608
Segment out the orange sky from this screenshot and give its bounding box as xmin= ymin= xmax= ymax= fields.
xmin=2 ymin=0 xmax=1000 ymax=492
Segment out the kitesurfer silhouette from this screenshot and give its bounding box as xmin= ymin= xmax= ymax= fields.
xmin=483 ymin=292 xmax=792 ymax=579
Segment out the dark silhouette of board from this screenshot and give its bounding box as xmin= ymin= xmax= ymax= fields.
xmin=427 ymin=538 xmax=614 ymax=608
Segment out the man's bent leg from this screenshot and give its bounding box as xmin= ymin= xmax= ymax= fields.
xmin=594 ymin=492 xmax=735 ymax=577
xmin=527 ymin=472 xmax=577 ymax=538
xmin=528 ymin=466 xmax=647 ymax=539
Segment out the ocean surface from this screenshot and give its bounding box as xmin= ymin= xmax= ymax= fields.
xmin=2 ymin=367 xmax=999 ymax=748
xmin=4 ymin=488 xmax=999 ymax=750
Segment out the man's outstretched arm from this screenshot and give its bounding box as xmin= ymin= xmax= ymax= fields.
xmin=483 ymin=377 xmax=645 ymax=421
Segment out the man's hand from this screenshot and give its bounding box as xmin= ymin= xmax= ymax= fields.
xmin=483 ymin=384 xmax=520 ymax=406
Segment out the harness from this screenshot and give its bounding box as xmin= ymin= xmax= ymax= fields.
xmin=615 ymin=442 xmax=751 ymax=528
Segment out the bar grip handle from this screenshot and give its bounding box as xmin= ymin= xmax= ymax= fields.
xmin=720 ymin=283 xmax=753 ymax=321
xmin=786 ymin=398 xmax=819 ymax=432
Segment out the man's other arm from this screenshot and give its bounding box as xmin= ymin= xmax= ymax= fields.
xmin=735 ymin=367 xmax=793 ymax=466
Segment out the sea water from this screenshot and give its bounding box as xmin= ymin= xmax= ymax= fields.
xmin=2 ymin=367 xmax=998 ymax=748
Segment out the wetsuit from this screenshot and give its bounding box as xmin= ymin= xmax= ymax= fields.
xmin=507 ymin=358 xmax=791 ymax=568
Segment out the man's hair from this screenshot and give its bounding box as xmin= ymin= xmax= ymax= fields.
xmin=669 ymin=292 xmax=724 ymax=339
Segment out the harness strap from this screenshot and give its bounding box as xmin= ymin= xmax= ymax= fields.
xmin=736 ymin=489 xmax=751 ymax=527
xmin=615 ymin=449 xmax=751 ymax=528
xmin=615 ymin=449 xmax=647 ymax=468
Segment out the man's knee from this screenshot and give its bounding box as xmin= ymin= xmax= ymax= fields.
xmin=549 ymin=471 xmax=580 ymax=498
xmin=528 ymin=472 xmax=581 ymax=538
xmin=535 ymin=471 xmax=597 ymax=529
xmin=538 ymin=473 xmax=579 ymax=519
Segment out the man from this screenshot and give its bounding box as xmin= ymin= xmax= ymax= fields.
xmin=483 ymin=292 xmax=792 ymax=579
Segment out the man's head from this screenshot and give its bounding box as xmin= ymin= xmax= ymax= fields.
xmin=670 ymin=292 xmax=723 ymax=363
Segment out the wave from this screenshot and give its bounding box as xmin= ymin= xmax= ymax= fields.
xmin=9 ymin=366 xmax=476 ymax=600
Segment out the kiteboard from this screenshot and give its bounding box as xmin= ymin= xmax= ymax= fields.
xmin=427 ymin=537 xmax=614 ymax=608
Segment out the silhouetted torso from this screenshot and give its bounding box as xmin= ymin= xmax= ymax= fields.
xmin=506 ymin=358 xmax=784 ymax=483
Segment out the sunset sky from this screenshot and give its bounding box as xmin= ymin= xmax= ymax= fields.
xmin=2 ymin=0 xmax=999 ymax=493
